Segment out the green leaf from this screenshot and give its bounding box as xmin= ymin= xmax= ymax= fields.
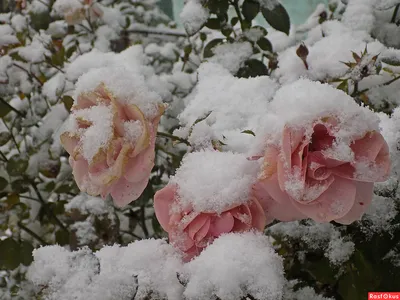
xmin=207 ymin=0 xmax=229 ymax=15
xmin=231 ymin=17 xmax=239 ymax=26
xmin=0 ymin=131 xmax=11 ymax=146
xmin=203 ymin=39 xmax=224 ymax=58
xmin=0 ymin=238 xmax=21 ymax=270
xmin=6 ymin=194 xmax=20 ymax=208
xmin=55 ymin=230 xmax=69 ymax=246
xmin=337 ymin=80 xmax=349 ymax=93
xmin=0 ymin=99 xmax=12 ymax=118
xmin=251 ymin=25 xmax=268 ymax=36
xmin=241 ymin=130 xmax=255 ymax=136
xmin=257 ymin=37 xmax=273 ymax=51
xmin=6 ymin=155 xmax=28 ymax=177
xmin=62 ymin=96 xmax=74 ymax=112
xmin=205 ymin=18 xmax=221 ymax=30
xmin=236 ymin=59 xmax=268 ymax=78
xmin=261 ymin=3 xmax=290 ymax=35
xmin=0 ymin=177 xmax=8 ymax=191
xmin=20 ymin=241 xmax=34 ymax=266
xmin=66 ymin=46 xmax=77 ymax=59
xmin=11 ymin=179 xmax=30 ymax=194
xmin=381 ymin=57 xmax=400 ymax=66
xmin=242 ymin=0 xmax=260 ymax=21
xmin=338 ymin=250 xmax=380 ymax=300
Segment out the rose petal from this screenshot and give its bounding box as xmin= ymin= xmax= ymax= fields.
xmin=334 ymin=181 xmax=374 ymax=224
xmin=351 ymin=131 xmax=385 ymax=162
xmin=291 ymin=176 xmax=356 ymax=222
xmin=124 ymin=137 xmax=155 ymax=183
xmin=60 ymin=132 xmax=79 ymax=155
xmin=247 ymin=197 xmax=268 ymax=230
xmin=193 ymin=218 xmax=211 ymax=243
xmin=300 ymin=175 xmax=335 ymax=202
xmin=188 ymin=214 xmax=210 ymax=240
xmin=109 ymin=176 xmax=149 ymax=207
xmin=154 ymin=185 xmax=177 ymax=231
xmin=209 ymin=212 xmax=235 ymax=236
xmin=252 ymin=177 xmax=305 ymax=221
xmin=310 ymin=123 xmax=335 ymax=151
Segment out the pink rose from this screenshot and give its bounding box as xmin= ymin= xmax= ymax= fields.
xmin=154 ymin=184 xmax=267 ymax=261
xmin=253 ymin=117 xmax=390 ymax=224
xmin=60 ymin=83 xmax=164 ymax=207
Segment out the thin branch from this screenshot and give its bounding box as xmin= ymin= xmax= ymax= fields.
xmin=0 ymin=150 xmax=7 ymax=162
xmin=383 ymin=75 xmax=400 ymax=86
xmin=157 ymin=131 xmax=191 ymax=146
xmin=230 ymin=0 xmax=245 ymax=30
xmin=0 ymin=97 xmax=25 ymax=117
xmin=18 ymin=221 xmax=49 ymax=245
xmin=3 ymin=121 xmax=20 ymax=153
xmin=140 ymin=205 xmax=149 ymax=238
xmin=391 ymin=4 xmax=400 ymax=23
xmin=126 ymin=28 xmax=186 ymax=37
xmin=13 ymin=63 xmax=43 ymax=86
xmin=30 ymin=181 xmax=69 ymax=232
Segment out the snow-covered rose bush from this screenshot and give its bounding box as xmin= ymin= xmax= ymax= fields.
xmin=1 ymin=0 xmax=400 ymax=299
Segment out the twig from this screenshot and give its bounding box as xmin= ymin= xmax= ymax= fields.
xmin=18 ymin=221 xmax=48 ymax=245
xmin=230 ymin=0 xmax=245 ymax=30
xmin=140 ymin=205 xmax=149 ymax=238
xmin=30 ymin=181 xmax=69 ymax=232
xmin=13 ymin=63 xmax=43 ymax=86
xmin=0 ymin=150 xmax=7 ymax=162
xmin=391 ymin=4 xmax=400 ymax=23
xmin=0 ymin=97 xmax=25 ymax=117
xmin=383 ymin=75 xmax=400 ymax=86
xmin=126 ymin=28 xmax=186 ymax=37
xmin=157 ymin=132 xmax=191 ymax=146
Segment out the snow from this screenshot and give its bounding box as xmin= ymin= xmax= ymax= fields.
xmin=11 ymin=14 xmax=27 ymax=32
xmin=71 ymin=46 xmax=164 ymax=119
xmin=72 ymin=105 xmax=114 ymax=163
xmin=18 ymin=31 xmax=52 ymax=63
xmin=209 ymin=42 xmax=253 ymax=74
xmin=267 ymin=79 xmax=379 ymax=145
xmin=65 ymin=193 xmax=112 ymax=216
xmin=52 ymin=0 xmax=83 ymax=17
xmin=257 ymin=0 xmax=280 ymax=10
xmin=27 ymin=246 xmax=137 ymax=300
xmin=276 ymin=32 xmax=382 ymax=84
xmin=28 ymin=239 xmax=184 ymax=299
xmin=177 ymin=62 xmax=278 ymax=153
xmin=170 ymin=150 xmax=258 ymax=213
xmin=180 ymin=0 xmax=209 ymax=35
xmin=342 ymin=0 xmax=375 ymax=33
xmin=71 ymin=221 xmax=98 ymax=245
xmin=42 ymin=73 xmax=66 ymax=102
xmin=269 ymin=220 xmax=355 ymax=265
xmin=0 ymin=25 xmax=19 ymax=47
xmin=325 ymin=231 xmax=355 ymax=265
xmin=183 ymin=231 xmax=285 ymax=300
xmin=361 ymin=194 xmax=398 ymax=234
xmin=123 ymin=120 xmax=143 ymax=143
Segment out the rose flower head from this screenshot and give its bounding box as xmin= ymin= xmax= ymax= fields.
xmin=61 ymin=83 xmax=165 ymax=207
xmin=252 ymin=79 xmax=390 ymax=224
xmin=154 ymin=151 xmax=268 ymax=262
